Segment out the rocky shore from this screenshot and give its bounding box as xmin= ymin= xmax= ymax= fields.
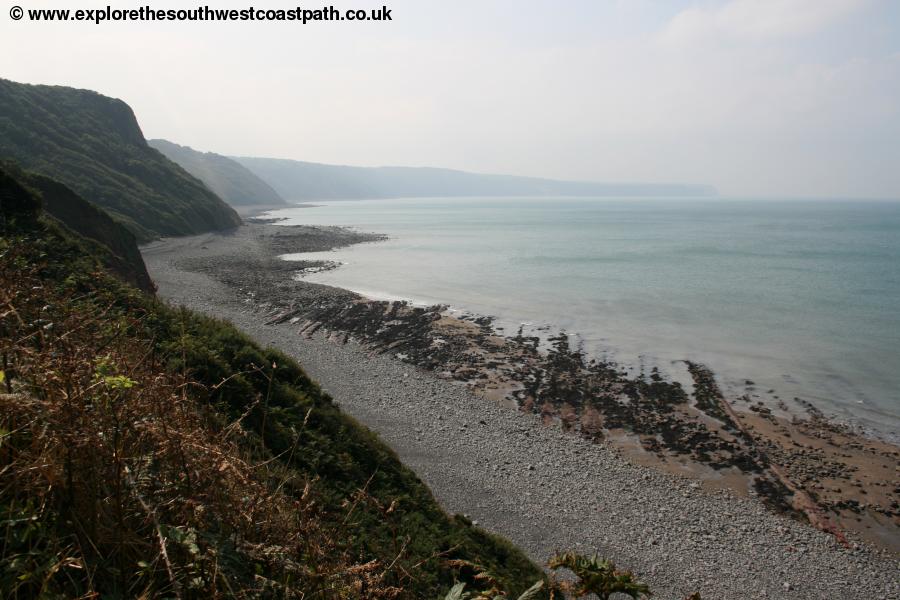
xmin=142 ymin=223 xmax=899 ymax=599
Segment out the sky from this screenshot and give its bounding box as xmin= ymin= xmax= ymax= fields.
xmin=2 ymin=0 xmax=899 ymax=197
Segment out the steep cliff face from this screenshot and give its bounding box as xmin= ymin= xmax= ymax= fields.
xmin=32 ymin=172 xmax=155 ymax=292
xmin=149 ymin=139 xmax=286 ymax=207
xmin=0 ymin=164 xmax=41 ymax=226
xmin=0 ymin=78 xmax=241 ymax=242
xmin=0 ymin=163 xmax=155 ymax=293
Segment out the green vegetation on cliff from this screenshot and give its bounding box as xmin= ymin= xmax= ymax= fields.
xmin=1 ymin=161 xmax=155 ymax=292
xmin=150 ymin=139 xmax=286 ymax=207
xmin=0 ymin=169 xmax=543 ymax=598
xmin=0 ymin=78 xmax=241 ymax=241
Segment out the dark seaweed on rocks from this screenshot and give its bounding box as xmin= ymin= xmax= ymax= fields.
xmin=686 ymin=361 xmax=741 ymax=432
xmin=289 ymin=295 xmax=797 ymax=513
xmin=177 ymin=224 xmax=881 ymax=523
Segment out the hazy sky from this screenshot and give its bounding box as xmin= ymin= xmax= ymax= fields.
xmin=2 ymin=0 xmax=899 ymax=197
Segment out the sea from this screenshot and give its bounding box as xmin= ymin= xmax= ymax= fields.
xmin=266 ymin=197 xmax=900 ymax=439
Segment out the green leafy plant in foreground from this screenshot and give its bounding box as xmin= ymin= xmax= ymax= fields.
xmin=443 ymin=559 xmax=545 ymax=599
xmin=444 ymin=579 xmax=544 ymax=600
xmin=548 ymin=552 xmax=651 ymax=599
xmin=443 ymin=551 xmax=682 ymax=600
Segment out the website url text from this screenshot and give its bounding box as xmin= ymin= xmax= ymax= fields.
xmin=9 ymin=5 xmax=393 ymax=25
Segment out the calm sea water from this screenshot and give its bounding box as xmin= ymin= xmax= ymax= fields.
xmin=268 ymin=197 xmax=900 ymax=438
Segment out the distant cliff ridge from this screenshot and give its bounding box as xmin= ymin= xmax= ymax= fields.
xmin=0 ymin=78 xmax=241 ymax=241
xmin=149 ymin=139 xmax=286 ymax=207
xmin=234 ymin=156 xmax=717 ymax=202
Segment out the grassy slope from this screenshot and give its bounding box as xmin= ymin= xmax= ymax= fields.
xmin=149 ymin=139 xmax=286 ymax=207
xmin=0 ymin=169 xmax=544 ymax=598
xmin=0 ymin=78 xmax=241 ymax=242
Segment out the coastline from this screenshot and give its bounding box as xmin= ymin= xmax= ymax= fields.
xmin=261 ymin=198 xmax=900 ymax=442
xmin=141 ymin=223 xmax=898 ymax=599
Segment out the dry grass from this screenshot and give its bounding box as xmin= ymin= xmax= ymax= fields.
xmin=0 ymin=236 xmax=406 ymax=598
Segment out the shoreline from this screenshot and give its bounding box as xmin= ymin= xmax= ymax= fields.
xmin=141 ymin=223 xmax=898 ymax=599
xmin=156 ymin=222 xmax=899 ymax=548
xmin=281 ymin=277 xmax=900 ymax=445
xmin=263 ymin=200 xmax=900 ymax=443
